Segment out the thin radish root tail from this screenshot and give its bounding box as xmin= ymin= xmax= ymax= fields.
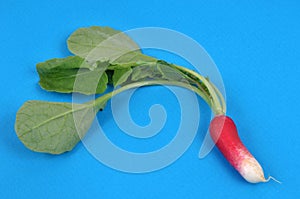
xmin=265 ymin=175 xmax=282 ymax=184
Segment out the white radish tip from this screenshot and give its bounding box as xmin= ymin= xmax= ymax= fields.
xmin=264 ymin=175 xmax=282 ymax=184
xmin=238 ymin=158 xmax=281 ymax=184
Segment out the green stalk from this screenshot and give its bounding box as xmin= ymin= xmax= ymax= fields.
xmin=94 ymin=80 xmax=220 ymax=115
xmin=170 ymin=64 xmax=226 ymax=115
xmin=210 ymin=82 xmax=227 ymax=114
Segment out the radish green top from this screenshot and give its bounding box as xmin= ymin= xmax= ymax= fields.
xmin=15 ymin=26 xmax=226 ymax=154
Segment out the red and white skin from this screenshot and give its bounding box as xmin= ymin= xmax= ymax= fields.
xmin=174 ymin=66 xmax=279 ymax=183
xmin=209 ymin=115 xmax=272 ymax=183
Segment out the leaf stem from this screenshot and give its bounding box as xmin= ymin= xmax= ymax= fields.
xmin=210 ymin=82 xmax=226 ymax=114
xmin=95 ymin=80 xmax=209 ymax=106
xmin=94 ymin=80 xmax=220 ymax=114
xmin=170 ymin=64 xmax=226 ymax=115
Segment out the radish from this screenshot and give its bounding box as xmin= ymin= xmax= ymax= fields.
xmin=209 ymin=115 xmax=279 ymax=183
xmin=169 ymin=66 xmax=279 ymax=183
xmin=14 ymin=26 xmax=279 ymax=183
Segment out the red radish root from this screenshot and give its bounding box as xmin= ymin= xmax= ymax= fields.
xmin=209 ymin=115 xmax=278 ymax=183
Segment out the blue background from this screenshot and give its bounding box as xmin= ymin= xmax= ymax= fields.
xmin=1 ymin=0 xmax=299 ymax=198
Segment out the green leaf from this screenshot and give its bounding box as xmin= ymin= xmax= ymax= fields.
xmin=156 ymin=61 xmax=188 ymax=82
xmin=37 ymin=56 xmax=93 ymax=71
xmin=130 ymin=64 xmax=159 ymax=81
xmin=111 ymin=52 xmax=156 ymax=67
xmin=112 ymin=68 xmax=132 ymax=86
xmin=37 ymin=56 xmax=109 ymax=94
xmin=67 ymin=26 xmax=134 ymax=58
xmin=15 ymin=100 xmax=103 ymax=154
xmin=67 ymin=26 xmax=156 ymax=66
xmin=129 ymin=62 xmax=190 ymax=83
